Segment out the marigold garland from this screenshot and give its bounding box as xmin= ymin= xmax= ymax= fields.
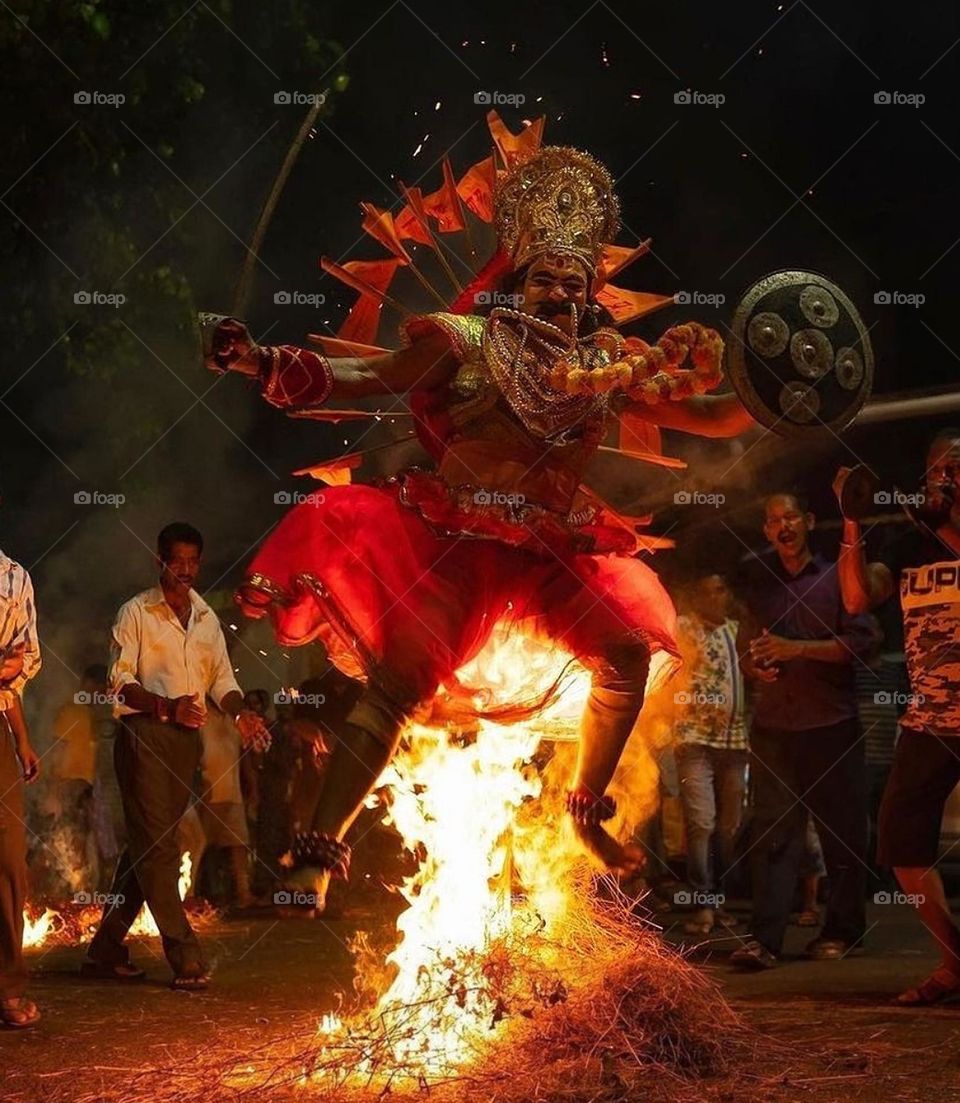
xmin=547 ymin=323 xmax=724 ymax=404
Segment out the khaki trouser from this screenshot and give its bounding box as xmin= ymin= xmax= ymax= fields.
xmin=88 ymin=715 xmax=204 ymax=976
xmin=0 ymin=719 xmax=27 ymax=999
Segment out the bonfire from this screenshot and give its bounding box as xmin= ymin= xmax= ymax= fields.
xmin=205 ymin=630 xmax=741 ymax=1101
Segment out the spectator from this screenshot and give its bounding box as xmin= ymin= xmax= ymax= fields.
xmin=834 ymin=429 xmax=960 ymax=1004
xmin=673 ymin=571 xmax=748 ymax=935
xmin=0 ymin=538 xmax=42 ymax=1029
xmin=81 ymin=522 xmax=269 ymax=990
xmin=731 ymin=492 xmax=875 ymax=969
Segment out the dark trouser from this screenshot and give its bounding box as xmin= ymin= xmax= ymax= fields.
xmin=675 ymin=742 xmax=748 ymax=901
xmin=0 ymin=723 xmax=27 ymax=999
xmin=88 ymin=716 xmax=203 ymax=976
xmin=748 ymin=718 xmax=868 ymax=955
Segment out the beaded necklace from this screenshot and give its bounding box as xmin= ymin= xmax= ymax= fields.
xmin=482 ymin=307 xmax=624 ymax=443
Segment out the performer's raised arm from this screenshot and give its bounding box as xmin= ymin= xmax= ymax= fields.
xmin=203 ymin=317 xmax=458 ymax=409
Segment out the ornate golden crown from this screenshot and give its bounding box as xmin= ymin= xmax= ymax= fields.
xmin=494 ymin=146 xmax=621 ymax=274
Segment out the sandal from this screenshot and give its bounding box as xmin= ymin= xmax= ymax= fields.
xmin=1 ymin=997 xmax=41 ymax=1029
xmin=80 ymin=959 xmax=146 ymax=982
xmin=895 ymin=967 xmax=960 ymax=1006
xmin=170 ymin=972 xmax=210 ymax=992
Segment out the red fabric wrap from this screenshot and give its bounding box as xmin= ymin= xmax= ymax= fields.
xmin=238 ymin=481 xmax=678 ymax=710
xmin=260 ymin=345 xmax=335 ymax=409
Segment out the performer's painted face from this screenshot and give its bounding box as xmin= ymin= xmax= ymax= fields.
xmin=157 ymin=540 xmax=202 ymax=595
xmin=520 ymin=253 xmax=590 ymax=334
xmin=925 ymin=436 xmax=960 ymax=517
xmin=762 ymin=494 xmax=814 ymax=556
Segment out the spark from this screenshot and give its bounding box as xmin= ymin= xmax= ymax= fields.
xmin=601 ymin=43 xmax=610 ymax=67
xmin=434 ymin=100 xmax=441 ymax=111
xmin=630 ymin=92 xmax=642 ymax=100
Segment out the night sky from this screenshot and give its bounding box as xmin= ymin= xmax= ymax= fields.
xmin=2 ymin=0 xmax=958 ymax=705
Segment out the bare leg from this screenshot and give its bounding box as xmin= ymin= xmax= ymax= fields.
xmin=571 ymin=675 xmax=647 ymax=873
xmin=285 ymin=686 xmax=408 ymax=910
xmin=311 ymin=723 xmax=402 ymax=839
xmin=894 ymin=866 xmax=960 ymax=973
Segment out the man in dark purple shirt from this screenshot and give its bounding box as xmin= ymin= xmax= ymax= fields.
xmin=730 ymin=492 xmax=876 ymax=969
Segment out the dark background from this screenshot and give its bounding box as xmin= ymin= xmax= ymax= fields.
xmin=2 ymin=0 xmax=958 ymax=717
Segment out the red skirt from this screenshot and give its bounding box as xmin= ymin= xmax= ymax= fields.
xmin=240 ymin=476 xmax=678 ymax=708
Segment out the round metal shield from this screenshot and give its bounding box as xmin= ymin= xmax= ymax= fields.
xmin=727 ymin=270 xmax=874 ymax=438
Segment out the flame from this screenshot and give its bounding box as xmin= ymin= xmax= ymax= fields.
xmin=23 ymin=851 xmax=194 ymax=947
xmin=129 ymin=851 xmax=192 ymax=937
xmin=310 ymin=628 xmax=607 ymax=1081
xmin=22 ymin=907 xmax=58 ymax=949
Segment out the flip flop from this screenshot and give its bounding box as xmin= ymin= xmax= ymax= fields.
xmin=895 ymin=967 xmax=960 ymax=1006
xmin=1 ymin=998 xmax=41 ymax=1029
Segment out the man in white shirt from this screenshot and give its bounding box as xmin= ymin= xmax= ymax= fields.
xmin=83 ymin=522 xmax=269 ymax=990
xmin=0 ymin=543 xmax=42 ymax=1029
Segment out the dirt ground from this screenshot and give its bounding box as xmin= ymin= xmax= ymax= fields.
xmin=4 ymin=895 xmax=960 ymax=1103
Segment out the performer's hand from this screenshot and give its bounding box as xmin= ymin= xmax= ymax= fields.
xmin=16 ymin=741 xmax=40 ymax=784
xmin=203 ymin=317 xmax=261 ymax=377
xmin=0 ymin=650 xmax=24 ymax=685
xmin=750 ymin=630 xmax=800 ymax=666
xmin=173 ymin=693 xmax=207 ymax=729
xmin=235 ymin=708 xmax=272 ymax=752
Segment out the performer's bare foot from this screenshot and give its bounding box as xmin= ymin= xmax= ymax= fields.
xmin=573 ymin=821 xmax=645 ymax=877
xmin=278 ymin=864 xmax=331 ymax=916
